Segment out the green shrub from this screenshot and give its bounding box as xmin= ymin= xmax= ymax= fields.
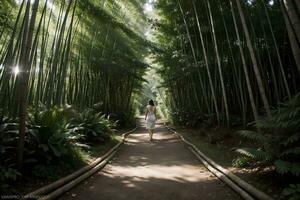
xmin=0 ymin=166 xmax=20 ymax=192
xmin=235 ymin=93 xmax=300 ymax=192
xmin=282 ymin=184 xmax=300 ymax=200
xmin=0 ymin=117 xmax=19 ymax=164
xmin=27 ymin=107 xmax=82 ymax=164
xmin=171 ymin=110 xmax=209 ymax=128
xmin=0 ymin=105 xmax=119 ymax=187
xmin=108 ymin=111 xmax=135 ymax=128
xmin=32 ymin=163 xmax=73 ymax=179
xmin=232 ymin=157 xmax=251 ymax=168
xmin=0 ymin=117 xmax=20 ymax=191
xmin=70 ymin=108 xmax=116 ymax=144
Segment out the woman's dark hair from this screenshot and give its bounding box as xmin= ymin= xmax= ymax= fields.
xmin=148 ymin=99 xmax=155 ymax=106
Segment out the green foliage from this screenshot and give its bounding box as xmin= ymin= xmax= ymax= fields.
xmin=27 ymin=107 xmax=81 ymax=164
xmin=32 ymin=163 xmax=74 ymax=179
xmin=232 ymin=157 xmax=251 ymax=168
xmin=0 ymin=117 xmax=20 ymax=191
xmin=282 ymin=184 xmax=300 ymax=200
xmin=0 ymin=117 xmax=19 ymax=163
xmin=0 ymin=0 xmax=15 ymax=28
xmin=170 ymin=111 xmax=235 ymax=128
xmin=171 ymin=111 xmax=216 ymax=128
xmin=235 ymin=93 xmax=300 ymax=177
xmin=0 ymin=105 xmax=119 ymax=187
xmin=0 ymin=166 xmax=20 ymax=192
xmin=0 ymin=120 xmax=17 ymax=160
xmin=70 ymin=108 xmax=116 ymax=143
xmin=275 ymin=160 xmax=300 ymax=176
xmin=236 ymin=130 xmax=268 ymax=143
xmin=0 ymin=0 xmax=149 ymax=119
xmin=153 ymin=0 xmax=299 ymax=128
xmin=257 ymin=93 xmax=300 ymax=131
xmin=108 ymin=111 xmax=136 ymax=128
xmin=235 ymin=148 xmax=273 ymax=162
xmin=0 ymin=0 xmax=146 ymax=193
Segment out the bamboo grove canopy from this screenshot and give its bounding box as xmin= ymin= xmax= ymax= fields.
xmin=153 ymin=0 xmax=300 ymax=127
xmin=0 ymin=0 xmax=152 ymax=117
xmin=0 ymin=0 xmax=156 ymax=168
xmin=0 ymin=0 xmax=300 ymax=169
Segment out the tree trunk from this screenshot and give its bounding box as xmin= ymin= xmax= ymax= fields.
xmin=235 ymin=0 xmax=271 ymax=119
xmin=262 ymin=0 xmax=291 ymax=99
xmin=192 ymin=0 xmax=220 ymax=125
xmin=17 ymin=0 xmax=40 ymax=169
xmin=281 ymin=0 xmax=300 ymax=74
xmin=206 ymin=0 xmax=230 ymax=126
xmin=283 ymin=0 xmax=300 ymax=42
xmin=177 ymin=0 xmax=211 ymax=121
xmin=294 ymin=0 xmax=300 ymax=13
xmin=230 ymin=0 xmax=259 ymax=123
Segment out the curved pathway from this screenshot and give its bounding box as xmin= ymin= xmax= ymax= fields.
xmin=60 ymin=120 xmax=241 ymax=200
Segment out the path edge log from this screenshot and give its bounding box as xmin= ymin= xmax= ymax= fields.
xmin=25 ymin=126 xmax=138 ymax=199
xmin=166 ymin=126 xmax=274 ymax=200
xmin=39 ymin=151 xmax=118 ymax=200
xmin=189 ymin=148 xmax=254 ymax=200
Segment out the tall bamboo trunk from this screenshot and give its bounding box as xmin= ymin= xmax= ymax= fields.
xmin=283 ymin=0 xmax=300 ymax=42
xmin=206 ymin=0 xmax=230 ymax=126
xmin=192 ymin=0 xmax=220 ymax=125
xmin=281 ymin=0 xmax=300 ymax=74
xmin=261 ymin=0 xmax=291 ymax=99
xmin=0 ymin=0 xmax=25 ymax=114
xmin=294 ymin=0 xmax=300 ymax=13
xmin=230 ymin=0 xmax=259 ymax=123
xmin=17 ymin=0 xmax=40 ymax=169
xmin=219 ymin=2 xmax=246 ymax=125
xmin=235 ymin=0 xmax=271 ymax=118
xmin=177 ymin=0 xmax=210 ymax=120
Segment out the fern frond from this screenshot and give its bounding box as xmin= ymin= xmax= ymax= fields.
xmin=236 ymin=130 xmax=269 ymax=143
xmin=282 ymin=133 xmax=300 ymax=146
xmin=282 ymin=184 xmax=300 ymax=200
xmin=281 ymin=147 xmax=300 ymax=157
xmin=291 ymin=164 xmax=300 ymax=177
xmin=275 ymin=160 xmax=300 ymax=176
xmin=235 ymin=148 xmax=273 ymax=162
xmin=275 ymin=160 xmax=291 ymax=174
xmin=257 ymin=93 xmax=300 ymax=130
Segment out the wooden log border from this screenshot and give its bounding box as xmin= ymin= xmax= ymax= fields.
xmin=166 ymin=126 xmax=274 ymax=200
xmin=25 ymin=126 xmax=138 ymax=200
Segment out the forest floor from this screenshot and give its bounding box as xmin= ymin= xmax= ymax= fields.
xmin=60 ymin=120 xmax=241 ymax=200
xmin=176 ymin=127 xmax=283 ymax=199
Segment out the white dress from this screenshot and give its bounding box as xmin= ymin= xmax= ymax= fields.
xmin=146 ymin=105 xmax=156 ymax=130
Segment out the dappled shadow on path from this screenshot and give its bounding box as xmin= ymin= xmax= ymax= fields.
xmin=60 ymin=121 xmax=241 ymax=200
xmin=61 ymin=169 xmax=236 ymax=200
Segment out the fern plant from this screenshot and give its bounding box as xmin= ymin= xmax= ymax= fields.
xmin=282 ymin=184 xmax=300 ymax=200
xmin=27 ymin=107 xmax=82 ymax=164
xmin=0 ymin=117 xmax=21 ymax=192
xmin=70 ymin=108 xmax=116 ymax=144
xmin=235 ymin=93 xmax=300 ymax=177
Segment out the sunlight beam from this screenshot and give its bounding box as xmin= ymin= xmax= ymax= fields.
xmin=144 ymin=3 xmax=153 ymax=12
xmin=13 ymin=65 xmax=20 ymax=76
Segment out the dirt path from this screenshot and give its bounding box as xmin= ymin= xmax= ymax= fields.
xmin=60 ymin=121 xmax=241 ymax=200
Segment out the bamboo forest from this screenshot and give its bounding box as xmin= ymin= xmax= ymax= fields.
xmin=0 ymin=0 xmax=299 ymax=199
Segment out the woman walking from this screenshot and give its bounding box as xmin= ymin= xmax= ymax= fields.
xmin=145 ymin=99 xmax=157 ymax=141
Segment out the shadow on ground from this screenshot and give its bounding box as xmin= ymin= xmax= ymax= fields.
xmin=60 ymin=121 xmax=241 ymax=200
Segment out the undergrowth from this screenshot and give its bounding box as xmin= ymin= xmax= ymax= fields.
xmin=0 ymin=105 xmax=120 ymax=193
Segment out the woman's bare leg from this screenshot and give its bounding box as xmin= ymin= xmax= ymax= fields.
xmin=150 ymin=129 xmax=154 ymax=140
xmin=147 ymin=129 xmax=152 ymax=140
